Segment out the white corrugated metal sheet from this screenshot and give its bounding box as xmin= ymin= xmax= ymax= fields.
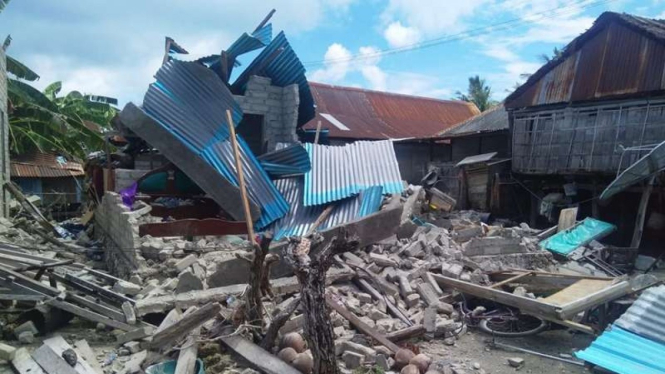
xmin=614 ymin=284 xmax=665 ymax=345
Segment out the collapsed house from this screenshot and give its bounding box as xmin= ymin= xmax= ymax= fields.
xmin=505 ymin=12 xmax=665 ymax=259
xmin=0 ymin=9 xmax=664 ymax=374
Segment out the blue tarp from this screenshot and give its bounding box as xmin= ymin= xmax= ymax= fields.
xmin=539 ymin=217 xmax=616 ymax=256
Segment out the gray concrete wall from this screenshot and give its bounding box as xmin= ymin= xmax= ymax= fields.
xmin=95 ymin=192 xmax=146 ymax=278
xmin=0 ymin=49 xmax=9 ymax=217
xmin=233 ymin=75 xmax=299 ymax=152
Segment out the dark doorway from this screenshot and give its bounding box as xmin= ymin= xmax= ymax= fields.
xmin=236 ymin=114 xmax=266 ymax=155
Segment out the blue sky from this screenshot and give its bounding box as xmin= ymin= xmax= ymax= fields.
xmin=1 ymin=0 xmax=665 ymax=106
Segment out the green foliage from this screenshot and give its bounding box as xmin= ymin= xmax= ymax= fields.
xmin=6 ymin=55 xmax=40 ymax=81
xmin=456 ymin=75 xmax=496 ymax=112
xmin=0 ymin=0 xmax=10 ymax=13
xmin=352 ymin=366 xmax=385 ymax=374
xmin=7 ymin=65 xmax=118 ymax=159
xmin=538 ymin=47 xmax=564 ymax=64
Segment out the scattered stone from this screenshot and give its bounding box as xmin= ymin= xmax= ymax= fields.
xmin=401 ymin=364 xmax=421 ymax=374
xmin=376 ymin=354 xmax=391 ymax=371
xmin=370 ymin=309 xmax=390 ymax=321
xmin=406 ymin=293 xmax=421 ymax=308
xmin=278 ymin=347 xmax=297 ymax=363
xmin=423 ymin=306 xmax=437 ymax=333
xmin=341 ymin=341 xmax=376 ymax=362
xmin=342 ymin=351 xmax=364 ymax=369
xmin=292 ymin=351 xmax=313 ymax=374
xmin=440 ymin=263 xmax=464 ymax=279
xmin=394 ymin=348 xmax=416 ymax=369
xmin=410 ymin=354 xmax=432 ymax=373
xmin=14 ymin=321 xmax=39 ymax=337
xmin=369 ymin=253 xmax=399 ymax=268
xmin=113 ymin=280 xmax=141 ymax=295
xmin=357 ymin=293 xmax=372 ymax=305
xmin=472 ymin=362 xmax=481 ymax=370
xmin=175 ymin=254 xmax=198 ymax=272
xmin=124 ymin=341 xmax=141 ymax=354
xmin=507 ymin=357 xmax=524 ymax=368
xmin=122 ymin=301 xmax=137 ymax=325
xmin=177 ymin=269 xmax=204 ymax=293
xmin=443 ymin=337 xmax=456 ymax=346
xmin=17 ymin=331 xmax=34 ymax=344
xmin=62 ymin=348 xmax=77 ymax=366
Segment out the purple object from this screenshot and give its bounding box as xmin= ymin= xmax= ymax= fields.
xmin=120 ymin=182 xmax=138 ymax=207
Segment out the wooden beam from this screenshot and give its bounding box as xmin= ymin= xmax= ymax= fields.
xmin=220 ymin=334 xmax=301 ymax=374
xmin=356 ymin=278 xmax=412 ymax=326
xmin=174 ymin=326 xmax=199 ymax=374
xmin=325 ymin=294 xmax=401 ymax=353
xmin=226 ymin=110 xmax=255 ymax=245
xmin=631 ymin=175 xmax=655 ymax=248
xmin=148 ymin=303 xmax=221 ymax=351
xmin=12 ymin=348 xmax=46 ymax=374
xmin=72 ymin=340 xmax=103 ymax=374
xmin=489 ymin=271 xmax=533 ymax=289
xmin=385 ymin=325 xmax=425 ymax=342
xmin=47 ymin=300 xmax=136 ymax=331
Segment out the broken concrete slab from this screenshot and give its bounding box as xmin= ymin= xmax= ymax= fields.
xmin=463 ymin=237 xmax=526 ymax=256
xmin=342 ymin=351 xmax=364 ymax=369
xmin=174 ymin=254 xmax=198 ymax=272
xmin=177 ymin=269 xmax=204 ymax=293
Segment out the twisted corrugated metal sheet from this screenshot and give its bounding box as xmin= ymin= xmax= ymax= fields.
xmin=614 ymin=284 xmax=665 ymax=345
xmin=232 ymin=31 xmax=315 ymax=126
xmin=576 ymin=327 xmax=665 ymax=374
xmin=303 ymin=140 xmax=403 ymax=206
xmin=143 ymin=60 xmax=288 ymax=229
xmin=269 ymin=178 xmax=383 ymax=240
xmin=227 ymin=23 xmax=272 ymax=60
xmin=258 ymin=143 xmax=311 ymax=178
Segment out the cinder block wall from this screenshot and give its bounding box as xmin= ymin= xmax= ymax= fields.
xmin=95 ymin=192 xmax=146 ymax=278
xmin=233 ymin=75 xmax=299 ymax=151
xmin=0 ymin=49 xmax=9 ymax=217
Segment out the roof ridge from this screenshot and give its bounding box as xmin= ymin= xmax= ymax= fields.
xmin=308 ymin=81 xmax=475 ymax=108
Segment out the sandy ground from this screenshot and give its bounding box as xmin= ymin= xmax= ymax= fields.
xmin=419 ymin=327 xmax=594 ymax=374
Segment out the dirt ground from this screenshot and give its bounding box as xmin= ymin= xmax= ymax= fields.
xmin=0 ymin=318 xmax=595 ymax=374
xmin=419 ymin=327 xmax=594 ymax=374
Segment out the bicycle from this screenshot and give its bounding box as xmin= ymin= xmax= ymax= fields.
xmin=458 ymin=300 xmax=549 ymax=337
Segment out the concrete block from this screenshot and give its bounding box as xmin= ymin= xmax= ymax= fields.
xmin=440 ymin=262 xmax=464 ymax=279
xmin=14 ymin=321 xmax=39 ymax=336
xmin=177 ymin=269 xmax=204 ymax=293
xmin=17 ymin=331 xmax=34 ymax=344
xmin=341 ymin=341 xmax=376 ymax=362
xmin=369 ymin=253 xmax=398 ymax=268
xmin=0 ymin=342 xmax=16 ymax=361
xmin=453 ymin=226 xmax=483 ymax=242
xmin=174 ymin=254 xmax=197 ymax=272
xmin=113 ymin=280 xmax=142 ymax=296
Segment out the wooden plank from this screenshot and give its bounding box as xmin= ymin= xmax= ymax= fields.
xmin=385 ymin=325 xmax=425 ymax=342
xmin=325 ymin=294 xmax=400 ymax=353
xmin=41 ymin=336 xmax=97 ymax=374
xmin=66 ymin=294 xmax=126 ymax=322
xmin=174 ymin=327 xmax=199 ymax=374
xmin=557 ymin=207 xmax=578 ymax=232
xmin=489 ymin=271 xmax=533 ymax=289
xmin=0 ymin=264 xmax=61 ymax=297
xmin=543 ymin=279 xmax=614 ymax=306
xmin=431 ymin=274 xmax=561 ymax=320
xmin=149 ymin=303 xmax=221 ymax=351
xmin=12 ymin=347 xmax=46 ymax=374
xmin=220 ymin=334 xmax=302 ymax=374
xmin=155 ymin=308 xmax=182 ymax=335
xmin=73 ymin=340 xmax=103 ymax=374
xmin=32 ymin=344 xmax=78 ymax=374
xmin=558 ymin=281 xmax=631 ymax=320
xmin=356 ymin=279 xmax=412 ymax=326
xmin=61 ymin=273 xmax=135 ymax=305
xmin=48 ymin=300 xmax=135 ymax=331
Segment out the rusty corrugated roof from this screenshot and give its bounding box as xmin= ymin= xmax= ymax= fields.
xmin=303 ymin=82 xmax=479 ymax=140
xmin=10 ymin=151 xmax=84 ymax=178
xmin=506 ymin=12 xmax=665 ymax=108
xmin=438 ymin=104 xmax=508 ymax=137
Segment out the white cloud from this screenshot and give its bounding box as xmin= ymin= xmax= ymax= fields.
xmin=482 ymin=44 xmax=520 ymax=62
xmin=382 ymin=0 xmax=490 ymax=36
xmin=383 ymin=21 xmax=421 ymax=48
xmin=0 ymin=0 xmax=359 ymax=105
xmin=309 ymin=43 xmax=353 ymax=82
xmin=309 ymin=42 xmax=452 ymax=99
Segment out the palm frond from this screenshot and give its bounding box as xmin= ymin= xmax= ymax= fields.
xmin=0 ymin=0 xmax=11 ymax=14
xmin=6 ymin=55 xmax=39 ymax=81
xmin=44 ymin=81 xmax=62 ymax=100
xmin=8 ymin=79 xmax=57 ymax=111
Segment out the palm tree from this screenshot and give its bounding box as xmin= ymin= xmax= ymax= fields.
xmin=538 ymin=47 xmax=564 ymax=64
xmin=456 ymin=75 xmax=496 ymax=112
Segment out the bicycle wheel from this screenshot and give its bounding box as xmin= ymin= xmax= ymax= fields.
xmin=478 ymin=314 xmax=548 ymax=337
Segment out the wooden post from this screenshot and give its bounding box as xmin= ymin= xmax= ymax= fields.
xmin=314 ymin=120 xmax=322 ymax=144
xmin=631 ymin=175 xmax=655 ymax=249
xmin=226 ymin=110 xmax=255 ymax=245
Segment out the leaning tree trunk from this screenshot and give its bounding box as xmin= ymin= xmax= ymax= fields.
xmin=243 ymin=234 xmax=276 ymax=330
xmin=284 ymin=230 xmax=359 ymax=374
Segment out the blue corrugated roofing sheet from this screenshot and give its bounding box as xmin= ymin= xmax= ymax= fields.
xmin=258 ymin=144 xmax=311 ymax=178
xmin=576 ymin=327 xmax=665 ymax=374
xmin=143 ymin=60 xmax=288 ymax=229
xmin=269 ymin=178 xmax=383 ymax=240
xmin=539 ymin=218 xmax=616 ymax=256
xmin=303 ymin=140 xmax=403 ymax=206
xmin=614 ymin=284 xmax=665 ymax=346
xmin=232 ymin=31 xmax=315 ymax=126
xmin=252 ymin=23 xmax=272 ymax=45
